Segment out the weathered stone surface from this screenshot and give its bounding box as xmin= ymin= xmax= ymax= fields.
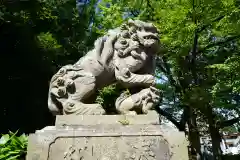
xmin=48 ymin=19 xmax=162 ymax=115
xmin=28 ymin=126 xmax=169 ymax=160
xmin=55 ymin=111 xmax=160 ymax=127
xmin=26 ymin=114 xmax=188 ymax=160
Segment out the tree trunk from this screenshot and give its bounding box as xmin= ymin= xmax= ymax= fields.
xmin=187 ymin=107 xmax=202 ymax=160
xmin=206 ymin=107 xmax=222 ymax=160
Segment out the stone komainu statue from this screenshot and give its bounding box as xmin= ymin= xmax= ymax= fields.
xmin=48 ymin=19 xmax=162 ymax=115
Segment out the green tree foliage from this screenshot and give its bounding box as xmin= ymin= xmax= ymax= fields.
xmin=95 ymin=84 xmax=128 ymax=114
xmin=1 ymin=0 xmax=98 ymax=133
xmin=93 ymin=0 xmax=240 ymax=159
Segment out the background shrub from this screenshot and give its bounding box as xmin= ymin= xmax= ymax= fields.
xmin=0 ymin=131 xmax=28 ymax=160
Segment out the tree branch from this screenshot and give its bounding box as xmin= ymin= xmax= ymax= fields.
xmin=179 ymin=106 xmax=189 ymax=131
xmin=156 ymin=57 xmax=167 ymax=73
xmin=130 ymin=11 xmax=139 ymax=17
xmin=155 ymin=106 xmax=186 ymax=131
xmin=190 ymin=0 xmax=199 ymax=85
xmin=156 ymin=56 xmax=183 ymax=93
xmin=146 ymin=0 xmax=154 ymax=12
xmin=219 ymin=116 xmax=240 ymax=128
xmin=197 ymin=35 xmax=240 ymax=54
xmin=197 ymin=15 xmax=225 ymax=33
xmin=155 ymin=106 xmax=182 ymax=130
xmin=197 ymin=9 xmax=238 ymax=34
xmin=190 ymin=31 xmax=198 ymax=84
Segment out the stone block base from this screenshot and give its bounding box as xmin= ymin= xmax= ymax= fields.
xmin=26 ymin=113 xmax=188 ymax=160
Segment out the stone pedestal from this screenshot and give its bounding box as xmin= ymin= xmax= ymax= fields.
xmin=26 ymin=113 xmax=188 ymax=160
